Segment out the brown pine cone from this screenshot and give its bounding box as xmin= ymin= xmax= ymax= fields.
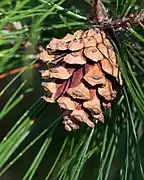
xmin=39 ymin=28 xmax=122 ymax=131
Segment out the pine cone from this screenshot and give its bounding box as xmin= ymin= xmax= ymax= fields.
xmin=39 ymin=28 xmax=122 ymax=131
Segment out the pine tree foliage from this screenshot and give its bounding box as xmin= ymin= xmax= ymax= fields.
xmin=0 ymin=0 xmax=144 ymax=179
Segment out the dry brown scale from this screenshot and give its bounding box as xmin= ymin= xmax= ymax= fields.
xmin=39 ymin=28 xmax=123 ymax=131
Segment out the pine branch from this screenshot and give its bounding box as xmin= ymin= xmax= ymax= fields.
xmin=90 ymin=0 xmax=144 ymax=30
xmin=102 ymin=9 xmax=144 ymax=30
